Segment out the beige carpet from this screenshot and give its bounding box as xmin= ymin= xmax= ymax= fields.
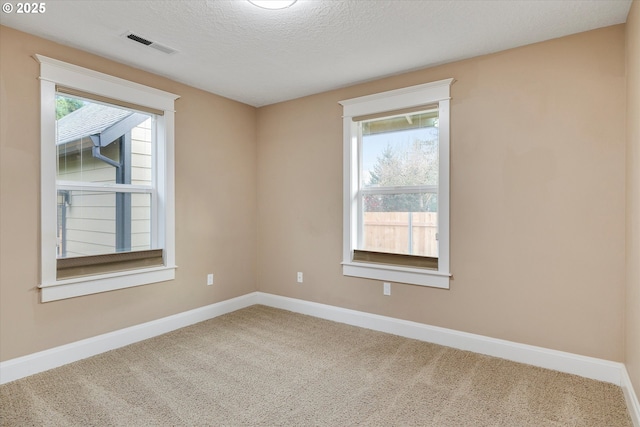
xmin=0 ymin=305 xmax=632 ymax=426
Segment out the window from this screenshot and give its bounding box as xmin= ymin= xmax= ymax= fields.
xmin=340 ymin=79 xmax=453 ymax=288
xmin=37 ymin=55 xmax=179 ymax=302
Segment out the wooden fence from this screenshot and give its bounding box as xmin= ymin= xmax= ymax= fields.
xmin=363 ymin=212 xmax=438 ymax=257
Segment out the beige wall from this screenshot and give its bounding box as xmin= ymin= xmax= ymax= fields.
xmin=626 ymin=0 xmax=640 ymax=394
xmin=0 ymin=26 xmax=258 ymax=361
xmin=257 ymin=25 xmax=627 ymax=361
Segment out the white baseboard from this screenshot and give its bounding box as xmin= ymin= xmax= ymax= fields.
xmin=255 ymin=292 xmax=625 ymax=386
xmin=2 ymin=290 xmax=638 ymax=426
xmin=622 ymin=367 xmax=640 ymax=427
xmin=0 ymin=292 xmax=259 ymax=385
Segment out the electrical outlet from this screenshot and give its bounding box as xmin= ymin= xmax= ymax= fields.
xmin=207 ymin=273 xmax=214 ymax=286
xmin=297 ymin=272 xmax=303 ymax=283
xmin=383 ymin=282 xmax=391 ymax=296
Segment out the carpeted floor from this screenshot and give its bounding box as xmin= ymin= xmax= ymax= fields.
xmin=0 ymin=305 xmax=632 ymax=426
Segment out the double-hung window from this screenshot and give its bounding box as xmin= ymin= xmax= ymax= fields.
xmin=37 ymin=55 xmax=179 ymax=302
xmin=340 ymin=79 xmax=453 ymax=288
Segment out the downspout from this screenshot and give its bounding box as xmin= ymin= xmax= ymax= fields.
xmin=89 ymin=135 xmax=121 ymax=169
xmin=88 ymin=134 xmax=130 ymax=252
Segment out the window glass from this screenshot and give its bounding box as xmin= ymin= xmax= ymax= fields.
xmin=55 ymin=94 xmax=155 ymax=259
xmin=361 ymin=196 xmax=438 ymax=258
xmin=361 ymin=111 xmax=439 ymax=188
xmin=56 ymin=190 xmax=152 ymax=257
xmin=359 ymin=109 xmax=439 ymax=258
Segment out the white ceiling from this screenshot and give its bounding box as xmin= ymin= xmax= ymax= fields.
xmin=0 ymin=0 xmax=632 ymax=107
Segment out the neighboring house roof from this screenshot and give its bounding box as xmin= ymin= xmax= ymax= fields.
xmin=56 ymin=102 xmax=135 ymax=145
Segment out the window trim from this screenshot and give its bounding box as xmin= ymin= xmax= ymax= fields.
xmin=339 ymin=79 xmax=453 ymax=289
xmin=36 ymin=54 xmax=179 ymax=302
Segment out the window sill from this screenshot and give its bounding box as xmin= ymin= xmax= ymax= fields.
xmin=39 ymin=265 xmax=177 ymax=302
xmin=342 ymin=261 xmax=450 ymax=289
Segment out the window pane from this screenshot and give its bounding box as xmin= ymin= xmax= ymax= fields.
xmin=359 ymin=109 xmax=439 ymax=259
xmin=362 ymin=193 xmax=438 ymax=257
xmin=361 ymin=110 xmax=438 ymax=189
xmin=57 ymin=190 xmax=151 ymax=258
xmin=56 ymin=95 xmax=153 ymax=186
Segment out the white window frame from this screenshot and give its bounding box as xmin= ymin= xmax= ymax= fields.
xmin=339 ymin=79 xmax=453 ymax=289
xmin=37 ymin=54 xmax=179 ymax=302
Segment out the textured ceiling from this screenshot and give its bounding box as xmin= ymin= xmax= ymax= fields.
xmin=0 ymin=0 xmax=632 ymax=107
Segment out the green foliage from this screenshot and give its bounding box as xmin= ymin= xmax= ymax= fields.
xmin=365 ymin=138 xmax=438 ymax=213
xmin=56 ymin=96 xmax=84 ymax=120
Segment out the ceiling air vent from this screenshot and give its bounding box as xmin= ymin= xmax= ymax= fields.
xmin=123 ymin=32 xmax=177 ymax=55
xmin=127 ymin=33 xmax=152 ymax=46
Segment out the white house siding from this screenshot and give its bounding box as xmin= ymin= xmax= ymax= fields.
xmin=130 ymin=119 xmax=152 ymax=252
xmin=57 ymin=119 xmax=152 ymax=257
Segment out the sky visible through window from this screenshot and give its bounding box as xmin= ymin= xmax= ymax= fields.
xmin=361 ymin=126 xmax=439 ymax=186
